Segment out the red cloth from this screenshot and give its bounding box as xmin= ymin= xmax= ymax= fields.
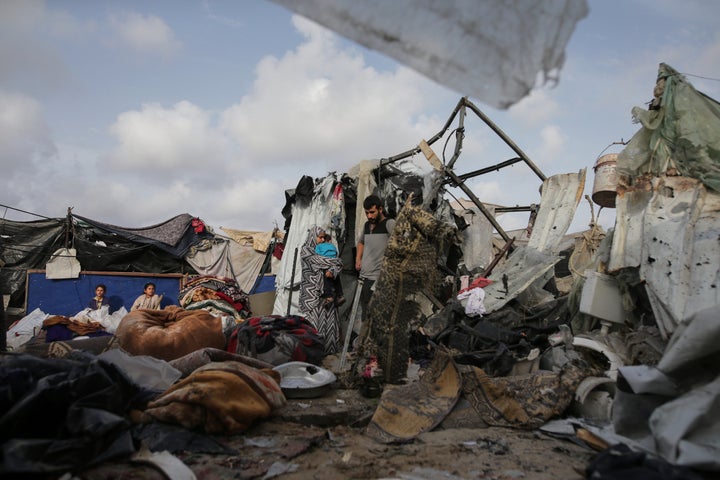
xmin=191 ymin=218 xmax=205 ymax=233
xmin=458 ymin=276 xmax=492 ymax=294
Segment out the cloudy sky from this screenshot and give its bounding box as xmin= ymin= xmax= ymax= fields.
xmin=1 ymin=0 xmax=719 ymax=235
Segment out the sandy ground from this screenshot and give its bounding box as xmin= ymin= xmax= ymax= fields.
xmin=81 ymin=386 xmax=596 ymax=480
xmin=259 ymin=422 xmax=594 ymax=480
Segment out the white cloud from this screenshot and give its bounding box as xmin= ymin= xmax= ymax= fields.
xmin=211 ymin=178 xmax=290 ymax=230
xmin=107 ymin=101 xmax=229 ymax=180
xmin=46 ymin=9 xmax=97 ymax=38
xmin=507 ymin=89 xmax=560 ymax=127
xmin=108 ymin=12 xmax=181 ymax=57
xmin=534 ymin=125 xmax=566 ymax=165
xmin=0 ymin=90 xmax=55 ymax=170
xmin=462 ymin=179 xmax=507 ymax=207
xmin=220 ymin=15 xmax=451 ymax=173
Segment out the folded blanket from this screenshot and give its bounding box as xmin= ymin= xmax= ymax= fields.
xmin=133 ymin=361 xmax=285 ymax=434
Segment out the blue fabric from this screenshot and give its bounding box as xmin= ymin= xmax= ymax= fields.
xmin=315 ymin=243 xmax=337 ymax=258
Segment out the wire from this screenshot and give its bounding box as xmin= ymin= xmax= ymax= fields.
xmin=680 ymin=72 xmax=720 ymax=82
xmin=593 ymin=139 xmax=628 ymax=162
xmin=0 ymin=203 xmax=52 ymax=220
xmin=441 ymin=186 xmax=465 ymax=208
xmin=441 ymin=128 xmax=460 ymax=165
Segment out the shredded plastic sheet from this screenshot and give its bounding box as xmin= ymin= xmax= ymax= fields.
xmin=618 ymin=63 xmax=720 ymax=193
xmin=270 ymin=0 xmax=588 ymax=109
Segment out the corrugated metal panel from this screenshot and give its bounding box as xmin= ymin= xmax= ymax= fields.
xmin=608 ymin=175 xmax=653 ymax=271
xmin=484 ymin=245 xmax=560 ymax=314
xmin=528 ymin=169 xmax=586 ymax=254
xmin=484 ymin=170 xmax=586 ymax=314
xmin=610 ymin=175 xmax=720 ymax=339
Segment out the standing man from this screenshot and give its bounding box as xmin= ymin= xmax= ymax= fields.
xmin=355 ymin=195 xmax=395 ymax=332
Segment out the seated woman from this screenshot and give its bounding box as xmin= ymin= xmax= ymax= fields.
xmin=131 ymin=282 xmax=163 ymax=311
xmin=88 ymin=284 xmax=110 ymax=310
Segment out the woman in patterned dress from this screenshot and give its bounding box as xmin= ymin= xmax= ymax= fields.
xmin=299 ymin=226 xmax=343 ymax=354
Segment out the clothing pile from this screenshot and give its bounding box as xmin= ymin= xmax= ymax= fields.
xmin=178 ymin=275 xmax=251 ymax=321
xmin=227 ymin=315 xmax=326 ymax=366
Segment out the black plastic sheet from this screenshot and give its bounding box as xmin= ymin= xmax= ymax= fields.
xmin=0 ymin=353 xmax=141 ymax=476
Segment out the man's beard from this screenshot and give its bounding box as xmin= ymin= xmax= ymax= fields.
xmin=368 ymin=217 xmax=378 ymax=224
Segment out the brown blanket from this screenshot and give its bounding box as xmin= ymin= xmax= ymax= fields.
xmin=43 ymin=315 xmax=105 ymax=336
xmin=115 ymin=306 xmax=225 ymax=361
xmin=133 ymin=361 xmax=286 ymax=434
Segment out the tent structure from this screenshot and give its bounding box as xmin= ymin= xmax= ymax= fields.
xmin=0 ymin=212 xmax=280 ymax=318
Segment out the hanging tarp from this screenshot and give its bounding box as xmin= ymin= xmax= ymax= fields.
xmin=0 ymin=218 xmax=66 ymax=307
xmin=270 ymin=0 xmax=588 ymax=109
xmin=617 ymin=63 xmax=720 ymax=193
xmin=73 ymin=213 xmax=207 ymax=257
xmin=71 ymin=222 xmax=193 ymax=274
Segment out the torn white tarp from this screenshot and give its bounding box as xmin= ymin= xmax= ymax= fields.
xmin=270 ymin=0 xmax=588 ymax=109
xmin=45 ymin=247 xmax=81 ymax=279
xmin=185 ymin=237 xmax=267 ymax=294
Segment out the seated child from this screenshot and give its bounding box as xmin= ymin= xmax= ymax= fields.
xmin=315 ymin=232 xmax=345 ymax=307
xmin=88 ymin=284 xmax=110 ymax=310
xmin=131 ymin=282 xmax=163 ymax=311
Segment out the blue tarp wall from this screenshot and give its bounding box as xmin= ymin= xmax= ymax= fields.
xmin=26 ymin=271 xmax=182 ymax=316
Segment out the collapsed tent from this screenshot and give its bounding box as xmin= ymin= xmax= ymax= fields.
xmin=270 ymin=80 xmax=719 ymax=475
xmin=1 ymin=65 xmax=718 ymax=477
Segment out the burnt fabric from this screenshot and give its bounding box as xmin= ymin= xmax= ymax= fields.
xmin=458 ymin=361 xmax=597 ymax=429
xmin=0 ymin=353 xmax=140 ymax=476
xmin=299 ymin=226 xmax=343 ymax=353
xmin=366 ymin=349 xmax=461 ymax=444
xmin=227 ymin=315 xmax=325 ymax=366
xmin=133 ymin=361 xmax=286 ymax=435
xmin=359 ymin=203 xmax=457 ymax=384
xmin=115 ymin=306 xmax=226 ymax=361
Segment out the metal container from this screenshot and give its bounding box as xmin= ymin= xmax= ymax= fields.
xmin=273 ymin=361 xmax=336 ymax=399
xmin=592 ymin=153 xmax=618 ymax=208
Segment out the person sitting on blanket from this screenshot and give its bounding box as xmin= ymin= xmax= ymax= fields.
xmin=315 ymin=232 xmax=345 ymax=308
xmin=88 ymin=284 xmax=110 ymax=310
xmin=131 ymin=282 xmax=163 ymax=311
